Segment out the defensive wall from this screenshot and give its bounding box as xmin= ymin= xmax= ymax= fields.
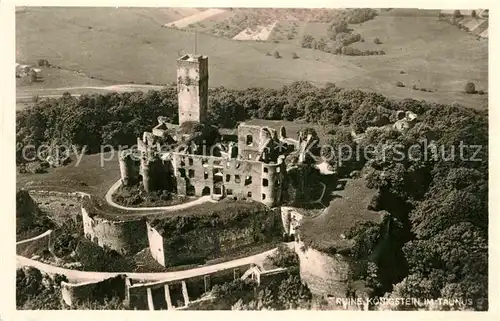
xmin=172 ymin=152 xmax=286 ymax=207
xmin=81 ymin=195 xmax=148 ymax=254
xmin=294 ymin=240 xmax=352 ymax=298
xmin=61 ymin=275 xmax=128 ymax=307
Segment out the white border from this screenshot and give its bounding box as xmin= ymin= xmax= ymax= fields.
xmin=1 ymin=0 xmax=498 ymax=320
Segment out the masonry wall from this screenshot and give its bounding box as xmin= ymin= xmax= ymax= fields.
xmin=148 ymin=206 xmax=282 ymax=267
xmin=61 ymin=275 xmax=128 ymax=307
xmin=146 ymin=221 xmax=166 ymax=266
xmin=237 ymin=124 xmax=264 ymax=161
xmin=81 ymin=201 xmax=148 ymax=254
xmin=294 ymin=241 xmax=352 ymax=297
xmin=172 ymin=152 xmax=279 ymax=203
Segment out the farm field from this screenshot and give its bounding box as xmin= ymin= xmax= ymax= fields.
xmin=16 ymin=7 xmax=488 ymax=109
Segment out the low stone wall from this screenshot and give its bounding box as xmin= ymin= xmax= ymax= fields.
xmin=61 ymin=274 xmax=128 ymax=307
xmin=28 ymin=190 xmax=84 ymax=222
xmin=81 ymin=199 xmax=148 ymax=254
xmin=16 ymin=229 xmax=53 ymax=257
xmin=294 ymin=241 xmax=351 ymax=297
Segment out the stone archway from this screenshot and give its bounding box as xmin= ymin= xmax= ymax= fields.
xmin=202 ymin=186 xmax=211 ymax=196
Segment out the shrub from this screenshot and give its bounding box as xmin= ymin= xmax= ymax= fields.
xmin=292 ymin=52 xmax=299 ymax=59
xmin=400 ymin=70 xmax=406 ymax=74
xmin=471 ymin=10 xmax=477 ymax=18
xmin=265 ymin=52 xmax=272 ymax=56
xmin=396 ymin=81 xmax=405 ymax=88
xmin=274 ymin=51 xmax=281 ymax=59
xmin=373 ymin=37 xmax=382 ymax=44
xmin=465 ymin=82 xmax=476 ymax=94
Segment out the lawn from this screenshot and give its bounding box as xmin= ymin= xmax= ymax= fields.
xmin=16 ymin=8 xmax=488 ymax=109
xmin=17 ymin=152 xmax=120 ymax=198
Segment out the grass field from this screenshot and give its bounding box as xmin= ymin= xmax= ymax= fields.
xmin=16 ymin=8 xmax=488 ymax=109
xmin=17 ymin=152 xmax=120 ymax=198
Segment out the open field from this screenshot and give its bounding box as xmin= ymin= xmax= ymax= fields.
xmin=16 ymin=8 xmax=488 ymax=109
xmin=17 ymin=152 xmax=120 ymax=198
xmin=233 ymin=21 xmax=278 ymax=41
xmin=165 ymin=8 xmax=226 ymax=28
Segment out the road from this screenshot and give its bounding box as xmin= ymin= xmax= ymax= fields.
xmin=104 ymin=179 xmax=216 ymax=213
xmin=17 ymin=247 xmax=279 ymax=283
xmin=16 ymin=84 xmax=167 ymax=101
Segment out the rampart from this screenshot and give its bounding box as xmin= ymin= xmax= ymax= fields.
xmin=61 ymin=274 xmax=128 ymax=307
xmin=146 ymin=202 xmax=283 ymax=267
xmin=81 ymin=196 xmax=148 ymax=254
xmin=294 ymin=240 xmax=351 ymax=297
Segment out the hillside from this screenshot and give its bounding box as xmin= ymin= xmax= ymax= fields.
xmin=16 ymin=7 xmax=488 ymax=109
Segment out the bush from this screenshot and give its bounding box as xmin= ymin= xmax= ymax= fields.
xmin=273 ymin=51 xmax=281 ymax=59
xmin=292 ymin=52 xmax=299 ymax=59
xmin=395 ymin=81 xmax=405 ymax=88
xmin=265 ymin=52 xmax=272 ymax=56
xmin=373 ymin=37 xmax=382 ymax=44
xmin=465 ymin=82 xmax=476 ymax=94
xmin=471 ymin=10 xmax=477 ymax=18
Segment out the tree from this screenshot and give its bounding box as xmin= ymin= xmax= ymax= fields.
xmin=471 ymin=10 xmax=477 ymax=18
xmin=292 ymin=52 xmax=299 ymax=59
xmin=273 ymin=51 xmax=281 ymax=59
xmin=301 ymin=35 xmax=315 ymax=48
xmin=29 ymin=70 xmax=37 ymax=83
xmin=373 ymin=37 xmax=382 ymax=44
xmin=465 ymin=82 xmax=476 ymax=94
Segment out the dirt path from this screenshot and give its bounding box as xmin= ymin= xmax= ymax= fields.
xmin=104 ymin=179 xmax=216 ymax=213
xmin=17 ymin=246 xmax=278 ymax=283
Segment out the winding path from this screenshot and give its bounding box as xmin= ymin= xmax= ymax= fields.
xmin=16 ymin=246 xmax=278 ymax=283
xmin=104 ymin=179 xmax=216 ymax=212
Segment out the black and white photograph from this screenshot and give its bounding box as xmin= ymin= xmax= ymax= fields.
xmin=6 ymin=2 xmax=492 ymax=313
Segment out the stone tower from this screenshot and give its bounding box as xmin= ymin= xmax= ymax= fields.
xmin=177 ymin=54 xmax=208 ymax=125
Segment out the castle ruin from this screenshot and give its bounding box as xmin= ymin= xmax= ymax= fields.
xmin=118 ymin=53 xmax=316 ymax=207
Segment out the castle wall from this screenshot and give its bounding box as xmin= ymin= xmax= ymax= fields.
xmin=146 ymin=221 xmax=165 ymax=266
xmin=294 ymin=241 xmax=351 ymax=297
xmin=119 ymin=153 xmax=140 ymax=187
xmin=237 ymin=124 xmax=264 ymax=161
xmin=81 ymin=201 xmax=148 ymax=254
xmin=171 ymin=152 xmax=282 ymax=204
xmin=61 ymin=275 xmax=128 ymax=307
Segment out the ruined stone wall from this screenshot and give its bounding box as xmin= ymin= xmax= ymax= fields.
xmin=151 ymin=224 xmax=257 ymax=267
xmin=28 ymin=190 xmax=82 ymax=222
xmin=148 ymin=206 xmax=282 ymax=267
xmin=146 ymin=222 xmax=166 ymax=266
xmin=61 ymin=275 xmax=127 ymax=307
xmin=237 ymin=124 xmax=263 ymax=161
xmin=81 ymin=200 xmax=148 ymax=254
xmin=172 ymin=153 xmax=275 ymax=204
xmin=294 ymin=241 xmax=351 ymax=297
xmin=119 ymin=151 xmax=140 ymax=187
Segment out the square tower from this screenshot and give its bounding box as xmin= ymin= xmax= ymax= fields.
xmin=177 ymin=54 xmax=209 ymax=125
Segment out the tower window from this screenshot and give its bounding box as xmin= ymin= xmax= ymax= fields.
xmin=247 ymin=191 xmax=252 ymax=198
xmin=188 ymin=158 xmax=194 ymax=166
xmin=263 ymin=167 xmax=268 ymax=173
xmin=262 ymin=178 xmax=269 ymax=187
xmin=188 ymin=169 xmax=195 ymax=178
xmin=226 ymin=174 xmax=231 ymax=182
xmin=235 ymin=175 xmax=241 ymax=184
xmin=246 ymin=135 xmax=253 ymax=145
xmin=262 ymin=193 xmax=266 ymax=200
xmin=204 ymin=171 xmax=209 ymax=179
xmin=245 ymin=176 xmax=252 ymax=186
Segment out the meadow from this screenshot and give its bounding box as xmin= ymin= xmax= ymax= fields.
xmin=16 ymin=7 xmax=488 ymax=109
